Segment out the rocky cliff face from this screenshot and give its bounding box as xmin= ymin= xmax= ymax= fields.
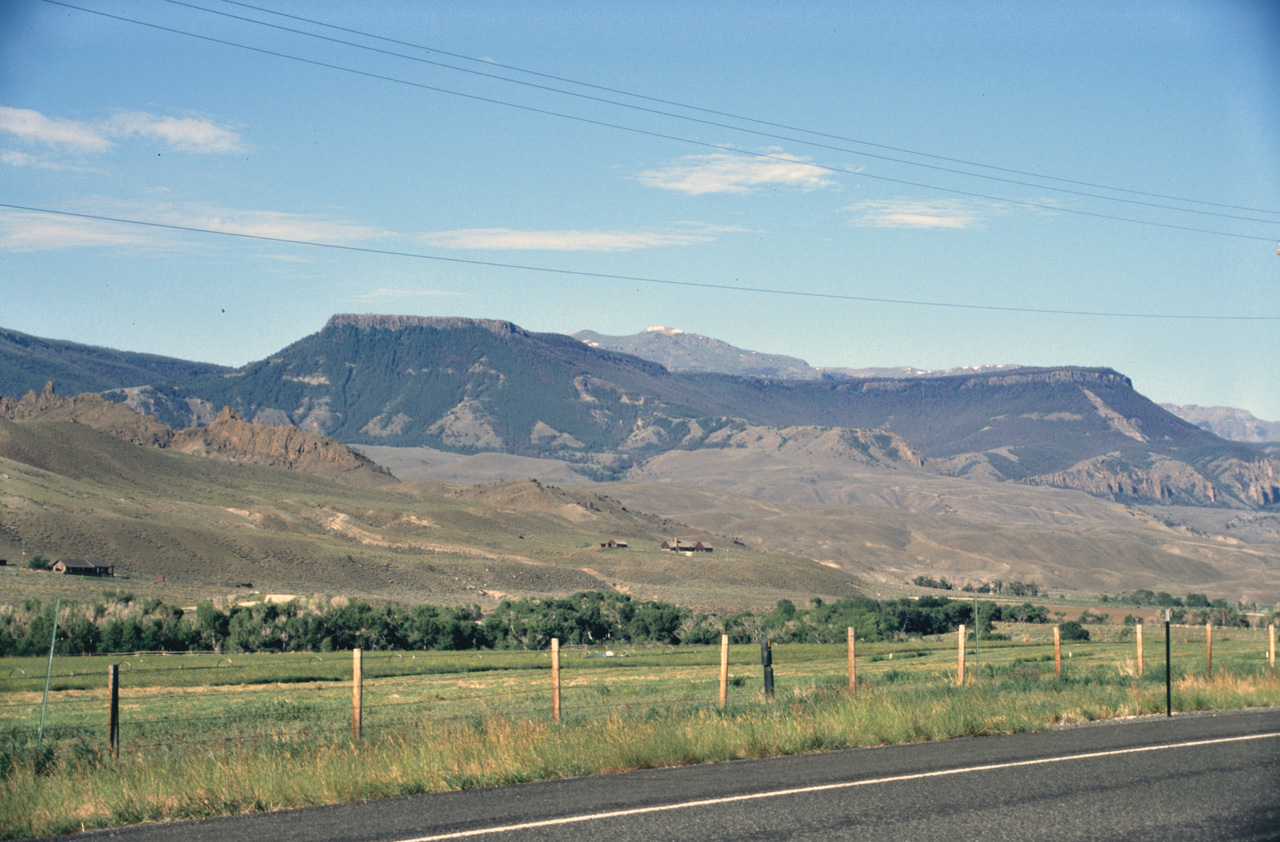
xmin=1025 ymin=451 xmax=1280 ymax=509
xmin=1 ymin=383 xmax=390 ymax=484
xmin=326 ymin=313 xmax=527 ymax=336
xmin=1205 ymin=456 xmax=1280 ymax=508
xmin=0 ymin=382 xmax=174 ymax=447
xmin=170 ymin=406 xmax=389 ymax=477
xmin=1026 ymin=453 xmax=1221 ymax=506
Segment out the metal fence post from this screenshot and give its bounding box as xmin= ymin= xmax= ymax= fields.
xmin=1165 ymin=609 xmax=1172 ymax=717
xmin=761 ymin=638 xmax=774 ymax=700
xmin=108 ymin=663 xmax=119 ymax=761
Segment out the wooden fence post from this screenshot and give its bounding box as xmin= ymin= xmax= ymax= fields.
xmin=847 ymin=627 xmax=856 ymax=694
xmin=719 ymin=634 xmax=729 ymax=709
xmin=1205 ymin=622 xmax=1212 ymax=674
xmin=957 ymin=625 xmax=966 ymax=686
xmin=1270 ymin=624 xmax=1276 ymax=669
xmin=107 ymin=663 xmax=119 ymax=761
xmin=1136 ymin=622 xmax=1144 ymax=677
xmin=551 ymin=638 xmax=561 ymax=723
xmin=352 ymin=648 xmax=362 ymax=740
xmin=1054 ymin=625 xmax=1062 ymax=677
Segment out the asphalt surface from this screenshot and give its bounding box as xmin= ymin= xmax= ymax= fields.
xmin=56 ymin=708 xmax=1280 ymax=842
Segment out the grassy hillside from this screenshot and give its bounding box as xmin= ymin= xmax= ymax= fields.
xmin=363 ymin=443 xmax=1280 ymax=606
xmin=0 ymin=419 xmax=862 ymax=612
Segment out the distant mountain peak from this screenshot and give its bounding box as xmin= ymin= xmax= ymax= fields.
xmin=573 ymin=327 xmax=815 ymax=378
xmin=1162 ymin=404 xmax=1280 ymax=444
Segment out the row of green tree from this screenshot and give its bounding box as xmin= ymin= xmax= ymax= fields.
xmin=0 ymin=591 xmax=1072 ymax=657
xmin=909 ymin=576 xmax=1045 ymax=597
xmin=1101 ymin=589 xmax=1214 ymax=608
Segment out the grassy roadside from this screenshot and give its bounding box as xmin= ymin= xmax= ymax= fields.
xmin=3 ymin=660 xmax=1277 ymax=839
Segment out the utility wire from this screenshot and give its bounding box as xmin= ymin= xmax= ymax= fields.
xmin=211 ymin=0 xmax=1280 ymax=218
xmin=37 ymin=0 xmax=1279 ymax=245
xmin=158 ymin=0 xmax=1277 ymax=225
xmin=4 ymin=202 xmax=1276 ymax=322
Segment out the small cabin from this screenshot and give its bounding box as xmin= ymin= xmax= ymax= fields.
xmin=599 ymin=540 xmax=629 ymax=549
xmin=660 ymin=539 xmax=713 ymax=553
xmin=51 ymin=559 xmax=114 ymax=577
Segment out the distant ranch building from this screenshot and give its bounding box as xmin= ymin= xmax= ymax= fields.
xmin=660 ymin=539 xmax=713 ymax=553
xmin=599 ymin=540 xmax=628 ymax=549
xmin=51 ymin=559 xmax=115 ymax=577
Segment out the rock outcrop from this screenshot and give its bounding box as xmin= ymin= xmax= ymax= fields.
xmin=0 ymin=382 xmax=173 ymax=447
xmin=2 ymin=383 xmax=391 ymax=484
xmin=170 ymin=407 xmax=390 ymax=478
xmin=1026 ymin=453 xmax=1220 ymax=506
xmin=1025 ymin=451 xmax=1280 ymax=509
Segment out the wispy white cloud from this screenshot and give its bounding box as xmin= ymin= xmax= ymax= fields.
xmin=0 ymin=107 xmax=111 ymax=152
xmin=637 ymin=148 xmax=834 ymax=195
xmin=104 ymin=112 xmax=244 ymax=154
xmin=353 ymin=287 xmax=467 ymax=301
xmin=844 ymin=199 xmax=1001 ymax=229
xmin=0 ymin=199 xmax=396 ymax=253
xmin=418 ymin=226 xmax=726 ymax=252
xmin=0 ymin=210 xmax=155 ymax=252
xmin=0 ymin=105 xmax=244 ymax=161
xmin=165 ymin=206 xmax=388 ymax=243
xmin=0 ymin=149 xmax=101 ymax=172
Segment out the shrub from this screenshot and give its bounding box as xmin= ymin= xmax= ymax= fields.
xmin=1059 ymin=621 xmax=1090 ymax=641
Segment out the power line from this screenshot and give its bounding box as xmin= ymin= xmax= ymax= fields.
xmin=4 ymin=202 xmax=1276 ymax=322
xmin=210 ymin=0 xmax=1280 ymax=219
xmin=158 ymin=0 xmax=1276 ymax=225
xmin=37 ymin=0 xmax=1279 ymax=245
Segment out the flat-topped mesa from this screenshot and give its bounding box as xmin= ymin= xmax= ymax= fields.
xmin=849 ymin=366 xmax=1133 ymax=393
xmin=325 ymin=314 xmax=527 ymax=337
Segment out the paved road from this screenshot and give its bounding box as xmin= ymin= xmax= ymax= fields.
xmin=66 ymin=709 xmax=1280 ymax=842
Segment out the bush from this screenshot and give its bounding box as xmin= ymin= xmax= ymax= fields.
xmin=1059 ymin=621 xmax=1090 ymax=641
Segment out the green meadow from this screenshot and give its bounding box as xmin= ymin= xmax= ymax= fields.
xmin=2 ymin=625 xmax=1276 ymax=839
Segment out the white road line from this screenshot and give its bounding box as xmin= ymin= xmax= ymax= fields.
xmin=398 ymin=731 xmax=1280 ymax=841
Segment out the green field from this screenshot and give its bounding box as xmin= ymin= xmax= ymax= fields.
xmin=2 ymin=624 xmax=1276 ymax=838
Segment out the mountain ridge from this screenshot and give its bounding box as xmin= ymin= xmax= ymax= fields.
xmin=574 ymin=325 xmax=1024 ymax=381
xmin=4 ymin=317 xmax=1277 ymax=510
xmin=1162 ymin=404 xmax=1280 ymax=444
xmin=0 ymin=325 xmax=229 ymax=399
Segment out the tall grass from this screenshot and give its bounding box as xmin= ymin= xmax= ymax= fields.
xmin=3 ymin=660 xmax=1277 ymax=840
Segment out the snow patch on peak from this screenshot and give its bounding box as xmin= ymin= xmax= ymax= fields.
xmin=644 ymin=326 xmax=685 ymax=335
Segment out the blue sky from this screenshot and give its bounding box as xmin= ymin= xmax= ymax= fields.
xmin=2 ymin=0 xmax=1278 ymax=418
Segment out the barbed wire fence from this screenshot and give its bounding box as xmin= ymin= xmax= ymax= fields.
xmin=1 ymin=622 xmax=1275 ymax=766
